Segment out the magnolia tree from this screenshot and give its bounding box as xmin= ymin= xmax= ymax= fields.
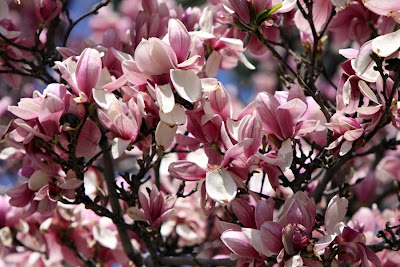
xmin=1 ymin=0 xmax=400 ymax=266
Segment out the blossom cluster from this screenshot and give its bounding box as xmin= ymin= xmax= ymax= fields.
xmin=0 ymin=0 xmax=400 ymax=266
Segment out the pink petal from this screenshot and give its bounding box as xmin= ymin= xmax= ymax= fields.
xmin=343 ymin=128 xmax=363 ymax=141
xmin=240 ymin=115 xmax=263 ymax=158
xmin=260 ymin=221 xmax=284 ymax=254
xmin=114 ymin=114 xmax=137 ymax=140
xmin=13 ymin=119 xmax=52 ymax=141
xmin=357 ymin=243 xmax=382 ymax=267
xmin=38 ymin=92 xmax=64 ymax=137
xmin=175 ymin=134 xmax=201 ymax=150
xmin=168 ymin=19 xmax=191 ymax=62
xmin=135 ymin=38 xmax=177 ymax=76
xmin=221 ymin=230 xmax=261 ymax=259
xmin=276 ymin=98 xmax=307 ymax=140
xmin=209 ymin=83 xmax=231 ymax=121
xmin=255 ymin=92 xmax=282 ymax=139
xmin=363 ymin=0 xmax=400 ymax=16
xmin=76 ymin=48 xmax=102 ymax=98
xmin=221 ymin=138 xmax=253 ymax=168
xmin=295 ymin=120 xmax=320 ymax=137
xmin=6 ymin=182 xmax=33 ymax=207
xmin=255 ymin=198 xmax=274 ymax=229
xmin=228 ymin=0 xmax=250 ymax=24
xmin=76 ymin=120 xmax=101 ymax=158
xmin=232 ymin=198 xmax=256 ymax=228
xmin=121 ymin=60 xmax=148 ymax=85
xmin=168 ymin=160 xmax=207 ymax=181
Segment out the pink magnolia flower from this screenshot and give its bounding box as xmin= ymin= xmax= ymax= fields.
xmin=330 ymin=1 xmax=396 ymax=45
xmin=93 ymin=89 xmax=142 ymax=158
xmin=55 ymin=48 xmax=122 ymax=103
xmin=169 ymin=138 xmax=254 ymax=205
xmin=255 ymin=88 xmax=320 ymax=143
xmin=127 ymin=185 xmax=176 ymax=228
xmin=193 ymin=7 xmax=255 ymax=77
xmin=325 ymin=113 xmax=364 ymax=156
xmin=315 ymin=195 xmax=381 ymax=267
xmin=7 ymin=168 xmax=83 ymax=216
xmin=7 ymin=83 xmax=101 ymax=159
xmin=220 ymin=192 xmax=321 ymax=266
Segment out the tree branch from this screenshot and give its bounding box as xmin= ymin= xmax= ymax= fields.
xmin=144 ymin=255 xmax=237 ymax=266
xmin=63 ymin=0 xmax=111 ymax=46
xmin=99 ymin=136 xmax=143 ymax=266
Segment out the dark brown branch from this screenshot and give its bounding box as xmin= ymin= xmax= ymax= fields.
xmin=99 ymin=137 xmax=143 ymax=266
xmin=0 ymin=32 xmax=35 ymax=52
xmin=144 ymin=255 xmax=237 ymax=266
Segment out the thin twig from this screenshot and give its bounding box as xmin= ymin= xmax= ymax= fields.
xmin=63 ymin=0 xmax=111 ymax=46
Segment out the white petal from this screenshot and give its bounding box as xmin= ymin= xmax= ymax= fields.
xmin=285 ymin=254 xmax=303 ymax=267
xmin=92 ymin=89 xmax=118 ymax=109
xmin=342 ymin=78 xmax=352 ymax=106
xmin=93 ymin=222 xmax=118 ymax=249
xmin=226 ymin=118 xmax=242 ymax=141
xmin=358 ymin=80 xmax=379 ymax=104
xmin=339 ymin=140 xmax=352 ymax=156
xmin=201 ymin=78 xmax=220 ymax=92
xmin=339 ymin=48 xmax=359 ymax=59
xmin=127 ymin=206 xmax=147 ymax=221
xmin=278 ymin=0 xmax=297 ymax=13
xmin=372 ymin=29 xmax=400 ymax=57
xmin=314 ymin=234 xmax=336 ymax=252
xmin=237 ymin=53 xmax=255 ymax=70
xmin=0 ymin=147 xmax=22 ymax=160
xmin=155 ymin=121 xmax=177 ymax=150
xmin=159 ymin=104 xmax=186 ymax=125
xmin=170 ymin=69 xmax=202 ymax=103
xmin=351 ymin=41 xmax=379 ymax=82
xmin=156 ymin=84 xmax=175 ymax=113
xmin=278 ymin=139 xmax=293 ymax=170
xmin=242 ymin=228 xmax=271 ymax=256
xmin=199 ymin=6 xmax=213 ymax=33
xmin=331 ymin=0 xmax=351 ymax=10
xmin=325 ymin=195 xmax=349 ymax=234
xmin=111 ymin=138 xmax=131 ymax=159
xmin=205 ymin=51 xmax=222 ymax=78
xmin=0 ymin=1 xmax=9 ymax=21
xmin=205 ymin=168 xmax=237 ymax=204
xmin=28 ymin=170 xmax=49 ymax=191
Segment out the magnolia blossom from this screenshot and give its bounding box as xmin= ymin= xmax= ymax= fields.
xmin=169 ymin=138 xmax=255 ymax=205
xmin=325 ymin=113 xmax=364 ymax=156
xmin=315 ymin=195 xmax=381 ymax=267
xmin=220 ymin=192 xmax=320 ymax=266
xmin=127 ymin=185 xmax=176 ymax=228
